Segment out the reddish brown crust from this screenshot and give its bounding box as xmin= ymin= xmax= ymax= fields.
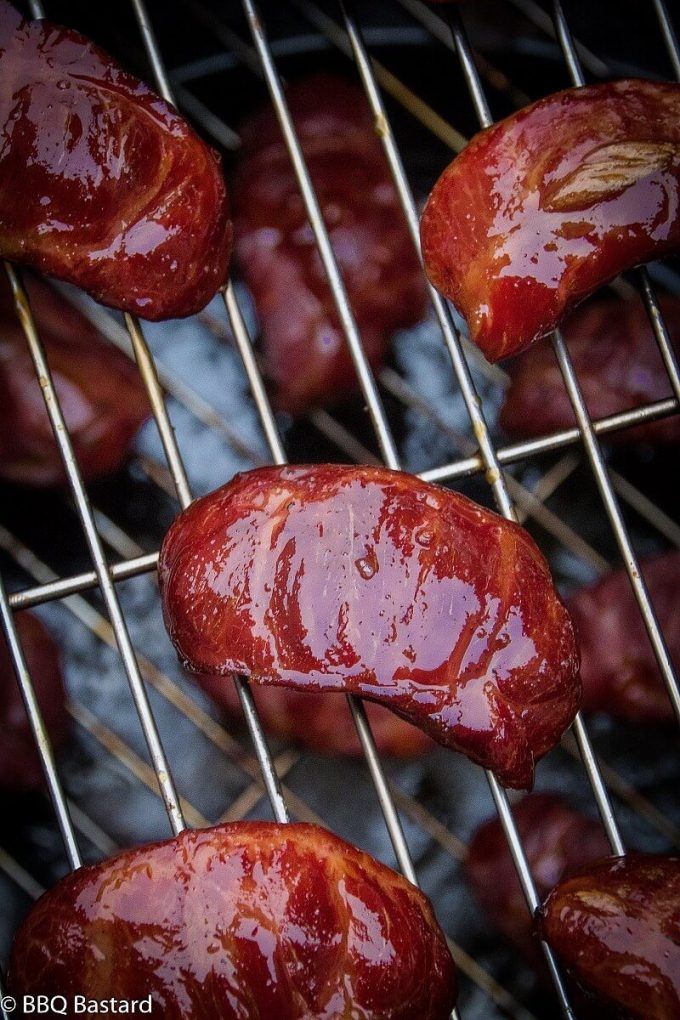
xmin=0 ymin=2 xmax=232 ymax=320
xmin=195 ymin=673 xmax=433 ymax=757
xmin=8 ymin=821 xmax=457 ymax=1020
xmin=500 ymin=298 xmax=680 ymax=444
xmin=159 ymin=464 xmax=581 ymax=789
xmin=0 ymin=275 xmax=149 ymax=485
xmin=420 ymin=80 xmax=680 ymax=361
xmin=539 ymin=854 xmax=680 ymax=1020
xmin=466 ymin=794 xmax=610 ymax=966
xmin=567 ymin=552 xmax=679 ymax=723
xmin=0 ymin=611 xmax=68 ymax=790
xmin=234 ymin=76 xmax=427 ymax=412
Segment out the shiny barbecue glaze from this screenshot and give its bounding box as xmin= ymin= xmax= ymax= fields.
xmin=567 ymin=551 xmax=679 ymax=723
xmin=539 ymin=854 xmax=680 ymax=1020
xmin=0 ymin=275 xmax=149 ymax=485
xmin=0 ymin=610 xmax=68 ymax=790
xmin=234 ymin=76 xmax=427 ymax=413
xmin=466 ymin=793 xmax=610 ymax=966
xmin=196 ymin=672 xmax=433 ymax=757
xmin=501 ymin=298 xmax=680 ymax=444
xmin=420 ymin=80 xmax=680 ymax=361
xmin=0 ymin=2 xmax=232 ymax=320
xmin=159 ymin=464 xmax=581 ymax=789
xmin=7 ymin=821 xmax=457 ymax=1020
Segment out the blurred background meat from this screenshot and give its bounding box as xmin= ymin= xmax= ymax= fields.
xmin=234 ymin=75 xmax=427 ymax=413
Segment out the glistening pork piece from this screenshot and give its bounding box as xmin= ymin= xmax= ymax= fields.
xmin=540 ymin=854 xmax=680 ymax=1020
xmin=0 ymin=2 xmax=232 ymax=320
xmin=159 ymin=465 xmax=581 ymax=788
xmin=8 ymin=822 xmax=457 ymax=1020
xmin=421 ymin=80 xmax=680 ymax=361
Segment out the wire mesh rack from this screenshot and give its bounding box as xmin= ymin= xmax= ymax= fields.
xmin=1 ymin=1 xmax=679 ymax=1018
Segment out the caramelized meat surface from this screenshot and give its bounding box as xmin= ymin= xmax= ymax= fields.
xmin=8 ymin=821 xmax=457 ymax=1020
xmin=196 ymin=672 xmax=433 ymax=757
xmin=234 ymin=76 xmax=427 ymax=412
xmin=0 ymin=611 xmax=68 ymax=790
xmin=0 ymin=2 xmax=232 ymax=320
xmin=466 ymin=793 xmax=610 ymax=966
xmin=420 ymin=80 xmax=680 ymax=361
xmin=0 ymin=275 xmax=149 ymax=485
xmin=159 ymin=464 xmax=581 ymax=789
xmin=567 ymin=552 xmax=679 ymax=723
xmin=539 ymin=854 xmax=680 ymax=1020
xmin=501 ymin=298 xmax=680 ymax=443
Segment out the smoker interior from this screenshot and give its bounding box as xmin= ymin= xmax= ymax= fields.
xmin=1 ymin=1 xmax=679 ymax=1018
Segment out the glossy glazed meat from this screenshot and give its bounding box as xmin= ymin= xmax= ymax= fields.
xmin=0 ymin=2 xmax=232 ymax=320
xmin=567 ymin=552 xmax=679 ymax=723
xmin=421 ymin=80 xmax=680 ymax=361
xmin=159 ymin=464 xmax=581 ymax=789
xmin=0 ymin=275 xmax=149 ymax=486
xmin=196 ymin=672 xmax=433 ymax=757
xmin=8 ymin=821 xmax=457 ymax=1020
xmin=539 ymin=854 xmax=680 ymax=1020
xmin=0 ymin=611 xmax=69 ymax=790
xmin=466 ymin=793 xmax=610 ymax=966
xmin=501 ymin=298 xmax=680 ymax=443
xmin=234 ymin=76 xmax=427 ymax=412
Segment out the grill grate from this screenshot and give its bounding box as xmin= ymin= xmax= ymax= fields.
xmin=1 ymin=1 xmax=679 ymax=1018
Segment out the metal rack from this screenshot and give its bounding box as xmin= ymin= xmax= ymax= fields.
xmin=1 ymin=1 xmax=679 ymax=1017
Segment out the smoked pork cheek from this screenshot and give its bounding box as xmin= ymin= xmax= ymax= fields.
xmin=466 ymin=793 xmax=610 ymax=967
xmin=500 ymin=298 xmax=680 ymax=444
xmin=0 ymin=275 xmax=149 ymax=485
xmin=539 ymin=854 xmax=680 ymax=1020
xmin=0 ymin=1 xmax=232 ymax=320
xmin=195 ymin=672 xmax=433 ymax=757
xmin=159 ymin=464 xmax=581 ymax=789
xmin=7 ymin=821 xmax=457 ymax=1020
xmin=0 ymin=610 xmax=69 ymax=791
xmin=234 ymin=76 xmax=427 ymax=412
xmin=420 ymin=79 xmax=680 ymax=361
xmin=567 ymin=551 xmax=679 ymax=723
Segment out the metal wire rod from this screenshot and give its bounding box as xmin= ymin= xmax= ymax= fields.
xmin=240 ymin=0 xmax=400 ymax=469
xmin=126 ymin=0 xmax=293 ymax=825
xmin=0 ymin=577 xmax=81 ymax=869
xmin=3 ymin=261 xmax=186 ymax=836
xmin=340 ymin=0 xmax=515 ymax=520
xmin=236 ymin=0 xmax=424 ymax=889
xmin=653 ymin=0 xmax=680 ymax=79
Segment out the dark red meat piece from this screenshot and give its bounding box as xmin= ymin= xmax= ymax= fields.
xmin=420 ymin=80 xmax=680 ymax=361
xmin=466 ymin=793 xmax=610 ymax=966
xmin=0 ymin=275 xmax=150 ymax=486
xmin=0 ymin=2 xmax=232 ymax=320
xmin=501 ymin=297 xmax=680 ymax=443
xmin=539 ymin=854 xmax=680 ymax=1020
xmin=0 ymin=610 xmax=69 ymax=790
xmin=234 ymin=76 xmax=427 ymax=412
xmin=196 ymin=672 xmax=433 ymax=757
xmin=8 ymin=821 xmax=457 ymax=1020
xmin=159 ymin=464 xmax=581 ymax=789
xmin=567 ymin=551 xmax=679 ymax=723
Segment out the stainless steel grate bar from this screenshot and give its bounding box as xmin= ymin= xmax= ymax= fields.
xmin=127 ymin=0 xmax=292 ymax=825
xmin=3 ymin=261 xmax=186 ymax=835
xmin=0 ymin=575 xmax=81 ymax=869
xmin=235 ymin=0 xmax=420 ymax=890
